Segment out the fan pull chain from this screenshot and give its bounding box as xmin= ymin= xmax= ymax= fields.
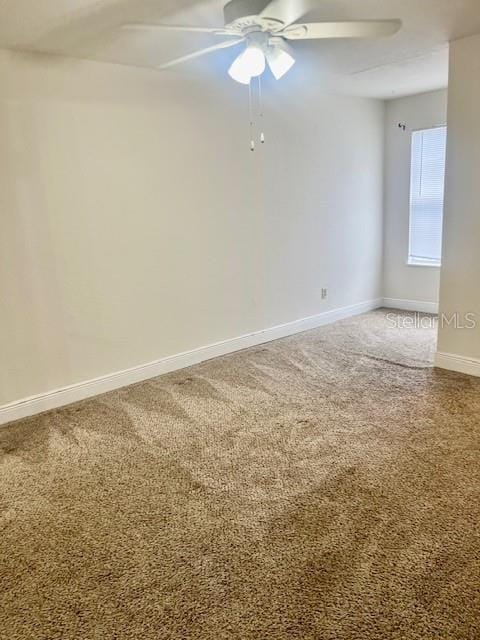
xmin=248 ymin=80 xmax=255 ymax=152
xmin=247 ymin=78 xmax=266 ymax=151
xmin=258 ymin=76 xmax=265 ymax=144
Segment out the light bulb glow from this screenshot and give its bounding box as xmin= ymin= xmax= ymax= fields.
xmin=228 ymin=51 xmax=252 ymax=84
xmin=266 ymin=45 xmax=296 ymax=80
xmin=241 ymin=45 xmax=266 ymax=77
xmin=228 ymin=44 xmax=266 ymax=84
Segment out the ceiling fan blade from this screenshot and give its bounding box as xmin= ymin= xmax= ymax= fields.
xmin=282 ymin=19 xmax=402 ymax=40
xmin=123 ymin=23 xmax=234 ymax=36
xmin=260 ymin=0 xmax=312 ymax=28
xmin=158 ymin=38 xmax=244 ymax=69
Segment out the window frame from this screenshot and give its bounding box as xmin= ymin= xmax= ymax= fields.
xmin=407 ymin=124 xmax=447 ymax=269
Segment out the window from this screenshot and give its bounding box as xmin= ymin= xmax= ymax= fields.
xmin=408 ymin=126 xmax=447 ymax=267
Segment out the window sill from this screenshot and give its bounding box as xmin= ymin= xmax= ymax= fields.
xmin=407 ymin=260 xmax=441 ymax=268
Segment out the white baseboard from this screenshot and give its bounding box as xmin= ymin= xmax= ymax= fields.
xmin=382 ymin=297 xmax=439 ymax=314
xmin=434 ymin=351 xmax=480 ymax=377
xmin=0 ymin=298 xmax=382 ymax=427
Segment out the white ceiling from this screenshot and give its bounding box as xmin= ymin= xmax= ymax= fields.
xmin=0 ymin=0 xmax=479 ymax=99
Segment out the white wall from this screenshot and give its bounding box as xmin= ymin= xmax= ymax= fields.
xmin=0 ymin=50 xmax=385 ymax=407
xmin=383 ymin=89 xmax=447 ymax=306
xmin=436 ymin=34 xmax=480 ymax=368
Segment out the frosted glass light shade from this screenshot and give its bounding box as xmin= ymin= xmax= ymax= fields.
xmin=228 ymin=44 xmax=266 ymax=84
xmin=266 ymin=45 xmax=295 ymax=80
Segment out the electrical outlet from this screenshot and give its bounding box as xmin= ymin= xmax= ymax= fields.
xmin=321 ymin=288 xmax=328 ymax=300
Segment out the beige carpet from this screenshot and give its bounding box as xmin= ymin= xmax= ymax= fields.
xmin=1 ymin=309 xmax=480 ymax=639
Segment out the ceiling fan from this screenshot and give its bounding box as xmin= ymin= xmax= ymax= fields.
xmin=123 ymin=0 xmax=402 ymax=84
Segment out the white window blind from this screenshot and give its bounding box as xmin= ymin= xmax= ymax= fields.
xmin=408 ymin=126 xmax=447 ymax=266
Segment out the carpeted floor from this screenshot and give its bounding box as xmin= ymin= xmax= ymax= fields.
xmin=1 ymin=309 xmax=480 ymax=639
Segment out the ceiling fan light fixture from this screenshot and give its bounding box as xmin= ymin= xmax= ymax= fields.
xmin=266 ymin=43 xmax=296 ymax=80
xmin=228 ymin=43 xmax=266 ymax=84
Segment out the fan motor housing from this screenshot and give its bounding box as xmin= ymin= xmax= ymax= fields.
xmin=224 ymin=0 xmax=284 ymax=31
